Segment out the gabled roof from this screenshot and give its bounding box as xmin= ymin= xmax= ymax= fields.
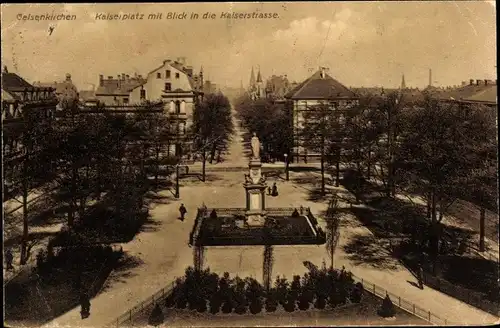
xmin=462 ymin=86 xmax=496 ymax=104
xmin=285 ymin=70 xmax=357 ymax=100
xmin=2 ymin=72 xmax=33 ymax=90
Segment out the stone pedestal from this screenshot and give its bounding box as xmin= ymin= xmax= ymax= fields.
xmin=243 ymin=158 xmax=267 ymax=227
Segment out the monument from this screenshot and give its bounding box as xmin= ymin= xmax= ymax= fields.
xmin=243 ymin=133 xmax=267 ymax=226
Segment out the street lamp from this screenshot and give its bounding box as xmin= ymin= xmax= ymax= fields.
xmin=284 ymin=153 xmax=289 ymax=181
xmin=175 ymin=164 xmax=180 ymax=198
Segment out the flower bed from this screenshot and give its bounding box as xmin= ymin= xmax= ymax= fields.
xmin=197 ymin=215 xmax=325 ymax=246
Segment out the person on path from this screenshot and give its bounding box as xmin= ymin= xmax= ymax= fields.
xmin=179 ymin=204 xmax=187 ymax=221
xmin=268 ymin=186 xmax=272 ymax=196
xmin=80 ymin=291 xmax=91 ymax=319
xmin=272 ymin=183 xmax=278 ymax=197
xmin=418 ymin=265 xmax=425 ymax=289
xmin=5 ymin=248 xmax=14 ymax=271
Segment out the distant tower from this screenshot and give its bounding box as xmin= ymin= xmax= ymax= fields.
xmin=256 ymin=67 xmax=264 ymax=98
xmin=249 ymin=66 xmax=256 ymax=90
xmin=428 ymin=69 xmax=432 ymax=87
xmin=401 ymin=74 xmax=406 ymax=89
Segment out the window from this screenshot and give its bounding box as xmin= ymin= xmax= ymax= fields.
xmin=166 ymin=70 xmax=171 ymax=78
xmin=175 ymin=72 xmax=180 ymax=79
xmin=140 ymin=89 xmax=146 ymax=99
xmin=157 ymin=72 xmax=161 ymax=79
xmin=123 ymin=98 xmax=129 ymax=104
xmin=175 ymin=101 xmax=181 ymax=113
xmin=165 ymin=83 xmax=171 ymax=91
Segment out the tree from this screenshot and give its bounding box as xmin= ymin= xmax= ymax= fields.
xmin=234 ymin=95 xmax=292 ymax=162
xmin=325 ymin=195 xmax=342 ymax=269
xmin=148 ymin=303 xmax=164 ymax=327
xmin=192 ymin=93 xmax=233 ymax=181
xmin=344 ymin=95 xmax=381 ymax=179
xmin=396 ymin=97 xmax=495 ymax=270
xmin=369 ymin=91 xmax=406 ymax=197
xmin=300 ymin=102 xmax=347 ymax=193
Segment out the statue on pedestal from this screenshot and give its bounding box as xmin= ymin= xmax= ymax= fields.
xmin=251 ymin=133 xmax=260 ymax=160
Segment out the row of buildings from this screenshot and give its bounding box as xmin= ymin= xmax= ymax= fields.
xmin=244 ymin=67 xmax=497 ymax=163
xmin=2 ymin=58 xmax=218 ymax=201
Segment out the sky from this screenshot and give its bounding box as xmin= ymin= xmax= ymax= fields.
xmin=1 ymin=1 xmax=496 ymax=91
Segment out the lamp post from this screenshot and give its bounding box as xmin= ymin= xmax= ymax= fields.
xmin=284 ymin=153 xmax=289 ymax=181
xmin=175 ymin=164 xmax=180 ymax=198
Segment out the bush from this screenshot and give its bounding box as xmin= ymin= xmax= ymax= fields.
xmin=196 ymin=299 xmax=207 ymax=313
xmin=314 ymin=296 xmax=326 ymax=309
xmin=221 ymin=297 xmax=233 ymax=313
xmin=283 ymin=295 xmax=296 ymax=312
xmin=209 ymin=292 xmax=222 ymax=314
xmin=351 ymin=282 xmax=364 ymax=303
xmin=148 ymin=303 xmax=164 ymax=327
xmin=378 ymin=294 xmax=396 ymax=318
xmin=298 ymin=291 xmax=310 ymax=311
xmin=274 ymin=276 xmax=289 ymax=306
xmin=265 ymin=289 xmax=278 ymax=312
xmin=249 ymin=297 xmax=263 ymax=314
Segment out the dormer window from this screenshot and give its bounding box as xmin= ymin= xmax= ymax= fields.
xmin=166 ymin=70 xmax=171 ymax=78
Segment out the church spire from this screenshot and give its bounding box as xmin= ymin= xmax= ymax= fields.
xmin=256 ymin=67 xmax=263 ymax=83
xmin=249 ymin=66 xmax=256 ymax=88
xmin=401 ymin=74 xmax=406 ymax=89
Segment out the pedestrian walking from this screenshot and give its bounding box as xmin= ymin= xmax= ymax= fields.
xmin=418 ymin=265 xmax=424 ymax=289
xmin=5 ymin=248 xmax=14 ymax=271
xmin=179 ymin=204 xmax=187 ymax=221
xmin=271 ymin=182 xmax=278 ymax=197
xmin=268 ymin=186 xmax=272 ymax=195
xmin=80 ymin=291 xmax=91 ymax=319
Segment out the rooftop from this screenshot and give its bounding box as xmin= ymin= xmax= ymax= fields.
xmin=285 ymin=70 xmax=358 ymax=100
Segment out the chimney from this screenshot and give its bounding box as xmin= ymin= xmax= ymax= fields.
xmin=469 ymin=79 xmax=474 ymax=85
xmin=126 ymin=74 xmax=130 ymax=80
xmin=476 ymin=79 xmax=481 ymax=86
xmin=320 ymin=67 xmax=326 ymax=79
xmin=122 ymin=73 xmax=125 ymax=80
xmin=99 ymin=75 xmax=104 ymax=86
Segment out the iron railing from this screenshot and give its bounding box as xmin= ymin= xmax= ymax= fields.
xmin=351 ymin=273 xmax=449 ymax=325
xmin=110 ymin=277 xmax=183 ymax=327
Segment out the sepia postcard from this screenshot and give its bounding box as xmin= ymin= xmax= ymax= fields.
xmin=2 ymin=1 xmax=498 ymax=327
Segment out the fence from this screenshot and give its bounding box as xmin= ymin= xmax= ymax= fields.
xmin=110 ymin=278 xmax=183 ymax=327
xmin=350 ymin=273 xmax=449 ymax=325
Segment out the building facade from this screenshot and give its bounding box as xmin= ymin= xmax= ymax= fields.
xmin=33 ymin=73 xmax=79 ymax=109
xmin=126 ymin=58 xmax=204 ymax=158
xmin=95 ymin=73 xmax=146 ymax=106
xmin=2 ymin=67 xmax=58 ymax=200
xmin=285 ymin=68 xmax=359 ymax=163
xmin=265 ymin=74 xmax=293 ymax=100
